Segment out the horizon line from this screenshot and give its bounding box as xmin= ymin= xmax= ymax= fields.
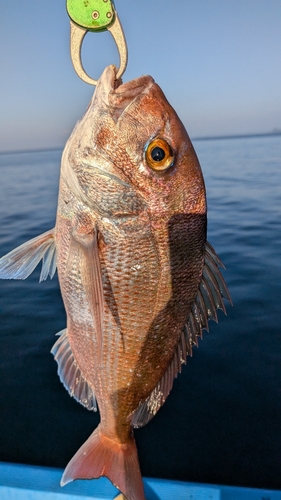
xmin=192 ymin=130 xmax=281 ymax=141
xmin=0 ymin=130 xmax=280 ymax=155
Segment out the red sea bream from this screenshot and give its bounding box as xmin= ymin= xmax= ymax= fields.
xmin=0 ymin=65 xmax=231 ymax=500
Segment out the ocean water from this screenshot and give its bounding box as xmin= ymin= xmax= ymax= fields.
xmin=0 ymin=136 xmax=280 ymax=490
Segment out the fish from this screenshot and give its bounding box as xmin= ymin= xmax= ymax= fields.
xmin=0 ymin=65 xmax=231 ymax=500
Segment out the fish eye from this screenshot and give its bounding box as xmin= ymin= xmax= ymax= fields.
xmin=145 ymin=138 xmax=174 ymax=172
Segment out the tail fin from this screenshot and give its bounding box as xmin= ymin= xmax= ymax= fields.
xmin=61 ymin=425 xmax=145 ymax=500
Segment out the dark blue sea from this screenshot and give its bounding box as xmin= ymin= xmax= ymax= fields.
xmin=0 ymin=135 xmax=280 ymax=490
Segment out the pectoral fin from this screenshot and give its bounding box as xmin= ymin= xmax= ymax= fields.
xmin=66 ymin=230 xmax=104 ymax=355
xmin=0 ymin=229 xmax=56 ymax=281
xmin=131 ymin=241 xmax=232 ymax=428
xmin=81 ymin=238 xmax=104 ymax=350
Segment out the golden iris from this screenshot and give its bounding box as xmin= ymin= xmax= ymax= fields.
xmin=145 ymin=138 xmax=174 ymax=172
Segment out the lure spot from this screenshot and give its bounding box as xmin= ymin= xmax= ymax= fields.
xmin=92 ymin=10 xmax=100 ymax=19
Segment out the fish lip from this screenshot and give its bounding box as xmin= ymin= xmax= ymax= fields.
xmin=105 ymin=64 xmax=154 ymax=94
xmin=96 ymin=65 xmax=155 ymax=117
xmin=114 ymin=71 xmax=154 ymax=96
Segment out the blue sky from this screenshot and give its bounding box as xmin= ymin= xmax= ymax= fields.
xmin=0 ymin=0 xmax=281 ymax=151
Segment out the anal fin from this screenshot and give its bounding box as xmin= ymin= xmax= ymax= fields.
xmin=51 ymin=329 xmax=97 ymax=411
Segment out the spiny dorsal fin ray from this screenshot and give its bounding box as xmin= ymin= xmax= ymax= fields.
xmin=204 ymin=242 xmax=232 ymax=304
xmin=0 ymin=229 xmax=56 ymax=281
xmin=131 ymin=241 xmax=231 ymax=428
xmin=51 ymin=329 xmax=97 ymax=411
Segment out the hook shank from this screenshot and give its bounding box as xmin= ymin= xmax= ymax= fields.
xmin=70 ymin=12 xmax=128 ymax=85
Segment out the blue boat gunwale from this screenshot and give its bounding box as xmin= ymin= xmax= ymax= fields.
xmin=0 ymin=462 xmax=281 ymax=500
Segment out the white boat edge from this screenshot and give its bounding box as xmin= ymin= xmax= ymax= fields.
xmin=0 ymin=462 xmax=280 ymax=500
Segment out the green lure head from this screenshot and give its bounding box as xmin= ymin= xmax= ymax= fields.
xmin=66 ymin=0 xmax=115 ymax=32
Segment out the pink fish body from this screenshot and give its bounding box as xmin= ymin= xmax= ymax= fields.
xmin=0 ymin=66 xmax=231 ymax=500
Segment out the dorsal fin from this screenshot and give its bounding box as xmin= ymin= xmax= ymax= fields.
xmin=0 ymin=229 xmax=56 ymax=282
xmin=51 ymin=330 xmax=97 ymax=411
xmin=131 ymin=241 xmax=231 ymax=428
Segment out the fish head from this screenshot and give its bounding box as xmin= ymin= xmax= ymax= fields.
xmin=62 ymin=65 xmax=206 ymax=219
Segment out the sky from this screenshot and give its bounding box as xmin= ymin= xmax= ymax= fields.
xmin=0 ymin=0 xmax=281 ymax=152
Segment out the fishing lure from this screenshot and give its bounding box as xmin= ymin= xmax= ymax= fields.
xmin=66 ymin=0 xmax=128 ymax=85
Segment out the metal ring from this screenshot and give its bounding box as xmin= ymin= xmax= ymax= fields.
xmin=70 ymin=13 xmax=128 ymax=86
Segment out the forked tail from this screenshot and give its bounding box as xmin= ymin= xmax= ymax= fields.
xmin=61 ymin=425 xmax=145 ymax=500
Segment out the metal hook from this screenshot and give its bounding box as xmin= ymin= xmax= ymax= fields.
xmin=67 ymin=0 xmax=128 ymax=85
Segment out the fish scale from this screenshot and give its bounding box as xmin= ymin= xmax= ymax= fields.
xmin=100 ymin=232 xmax=160 ymax=390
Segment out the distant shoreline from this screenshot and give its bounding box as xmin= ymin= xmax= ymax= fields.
xmin=0 ymin=131 xmax=281 ymax=155
xmin=192 ymin=131 xmax=281 ymax=141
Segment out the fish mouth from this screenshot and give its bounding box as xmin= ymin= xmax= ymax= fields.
xmin=95 ymin=65 xmax=155 ymax=119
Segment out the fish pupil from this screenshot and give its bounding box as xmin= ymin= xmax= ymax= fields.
xmin=151 ymin=147 xmax=165 ymax=162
